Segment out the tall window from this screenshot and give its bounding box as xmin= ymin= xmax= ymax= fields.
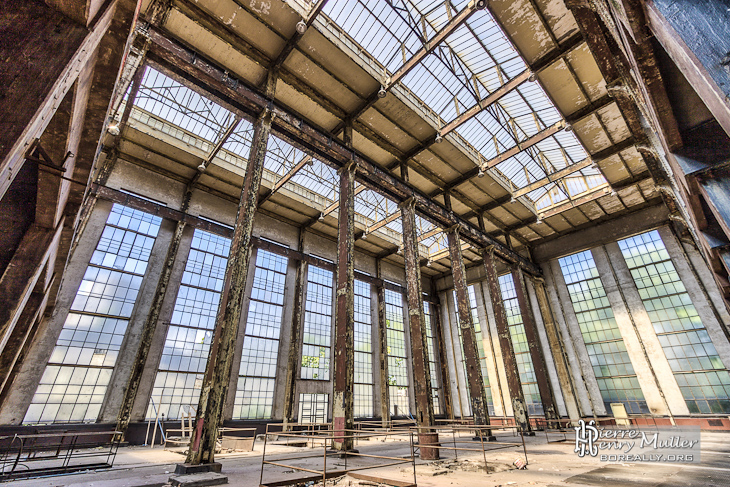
xmin=619 ymin=230 xmax=730 ymax=413
xmin=149 ymin=230 xmax=230 ymax=419
xmin=233 ymin=249 xmax=288 ymax=419
xmin=301 ymin=266 xmax=333 ymax=380
xmin=423 ymin=302 xmax=441 ymax=415
xmin=354 ymin=280 xmax=373 ymax=417
xmin=452 ymin=286 xmax=495 ymax=415
xmin=25 ymin=204 xmax=162 ymax=424
xmin=385 ymin=288 xmax=409 ymax=416
xmin=498 ymin=274 xmax=543 ymax=416
xmin=559 ymin=250 xmax=648 ymax=414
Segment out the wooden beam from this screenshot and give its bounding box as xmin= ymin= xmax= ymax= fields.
xmin=258 ymin=155 xmax=312 ymax=205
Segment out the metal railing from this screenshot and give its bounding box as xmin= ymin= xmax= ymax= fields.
xmin=0 ymin=430 xmax=120 ymax=481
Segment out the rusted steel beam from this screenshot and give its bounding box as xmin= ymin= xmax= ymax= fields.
xmin=389 ymin=5 xmax=476 ymax=90
xmin=532 ymin=277 xmax=582 ymax=420
xmin=270 ymin=0 xmax=329 ymax=73
xmin=510 ymin=267 xmax=560 ymax=424
xmin=446 ymin=227 xmax=493 ymax=436
xmin=460 ymin=195 xmax=513 ymax=221
xmin=200 ymin=116 xmax=242 ymax=170
xmin=430 ymin=297 xmax=454 ymax=419
xmin=401 ymin=197 xmax=438 ymax=458
xmin=440 ymin=70 xmax=532 ymax=137
xmin=484 ymin=121 xmax=566 ymax=170
xmin=186 ymin=105 xmax=274 ymax=466
xmin=332 ymin=156 xmax=356 ymax=451
xmin=482 ymin=248 xmax=530 ymax=432
xmin=367 ymin=210 xmax=401 ymax=234
xmin=511 ymin=136 xmax=637 ymax=199
xmin=258 ymin=155 xmax=312 ymax=205
xmin=145 ymin=27 xmax=542 ymax=276
xmin=283 ymin=229 xmax=307 ymax=428
xmin=376 ymin=260 xmax=390 ymax=426
xmin=529 ymin=31 xmax=585 ymax=72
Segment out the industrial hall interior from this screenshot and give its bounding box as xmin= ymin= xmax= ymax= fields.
xmin=2 ymin=0 xmax=730 ymax=486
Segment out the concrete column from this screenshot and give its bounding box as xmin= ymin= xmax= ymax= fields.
xmin=400 ymin=198 xmax=437 ymax=458
xmin=472 ymin=282 xmax=506 ymax=417
xmin=128 ymin=226 xmax=195 ymax=422
xmin=529 ymin=277 xmax=580 ymax=421
xmin=444 ymin=290 xmax=470 ymax=417
xmin=186 ymin=106 xmax=274 ymax=466
xmin=661 ymin=227 xmax=730 ymax=368
xmin=592 ymin=246 xmax=671 ymax=416
xmin=548 ymin=259 xmax=605 ymax=416
xmin=283 ymin=231 xmax=307 ymax=426
xmin=376 ymin=260 xmax=390 ymax=426
xmin=602 ymin=242 xmax=687 ymax=417
xmin=481 ymin=249 xmax=529 ymax=431
xmin=332 ymin=161 xmax=355 ymax=451
xmin=478 ymin=278 xmax=513 ymax=418
xmin=101 ymin=217 xmax=179 ymax=424
xmin=511 ymin=267 xmax=560 ymax=423
xmin=0 ymin=200 xmax=112 ymax=424
xmin=446 ymin=227 xmax=492 ymax=434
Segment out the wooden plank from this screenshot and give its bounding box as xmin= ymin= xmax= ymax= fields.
xmin=348 ymin=472 xmax=416 ymax=487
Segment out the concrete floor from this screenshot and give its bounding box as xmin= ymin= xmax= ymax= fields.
xmin=4 ymin=431 xmax=730 ymax=487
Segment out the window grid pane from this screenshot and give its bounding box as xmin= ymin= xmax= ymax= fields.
xmin=498 ymin=274 xmax=544 ymax=416
xmin=299 ymin=393 xmax=329 ymax=423
xmin=25 ymin=204 xmax=162 ymax=424
xmin=148 ymin=230 xmax=230 ymax=420
xmin=385 ymin=289 xmax=409 ymax=416
xmin=234 ymin=249 xmax=288 ymax=419
xmin=301 ymin=266 xmax=333 ymax=381
xmin=558 ymin=250 xmax=648 ymax=414
xmin=618 ymin=230 xmax=730 ymax=414
xmin=354 ymin=280 xmax=373 ymax=418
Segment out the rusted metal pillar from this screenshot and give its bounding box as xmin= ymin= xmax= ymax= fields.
xmin=283 ymin=229 xmax=306 ymax=428
xmin=446 ymin=226 xmax=493 ymax=437
xmin=482 ymin=247 xmax=531 ymax=433
xmin=185 ymin=106 xmax=274 ymax=466
xmin=332 ymin=159 xmax=356 ymax=451
xmin=376 ymin=260 xmax=391 ymax=427
xmin=511 ymin=266 xmax=560 ymax=425
xmin=400 ymin=198 xmax=438 ymax=459
xmin=431 ymin=298 xmax=454 ymax=419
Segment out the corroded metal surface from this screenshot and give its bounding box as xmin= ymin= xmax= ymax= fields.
xmin=401 ymin=197 xmax=437 ymax=458
xmin=186 ymin=106 xmax=274 ymax=465
xmin=446 ymin=227 xmax=491 ymax=430
xmin=332 ymin=161 xmax=356 ymax=451
xmin=282 ymin=229 xmax=306 ymax=427
xmin=511 ymin=267 xmax=560 ymax=424
xmin=482 ymin=248 xmax=530 ymax=432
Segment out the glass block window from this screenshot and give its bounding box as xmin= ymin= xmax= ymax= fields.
xmin=25 ymin=204 xmax=162 ymax=424
xmin=299 ymin=393 xmax=329 ymax=423
xmin=148 ymin=230 xmax=230 ymax=420
xmin=385 ymin=288 xmax=409 ymax=416
xmin=354 ymin=280 xmax=373 ymax=418
xmin=423 ymin=302 xmax=441 ymax=415
xmin=619 ymin=230 xmax=730 ymax=414
xmin=234 ymin=249 xmax=288 ymax=419
xmin=452 ymin=286 xmax=495 ymax=415
xmin=498 ymin=273 xmax=544 ymax=416
xmin=301 ymin=266 xmax=333 ymax=380
xmin=559 ymin=250 xmax=649 ymax=414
